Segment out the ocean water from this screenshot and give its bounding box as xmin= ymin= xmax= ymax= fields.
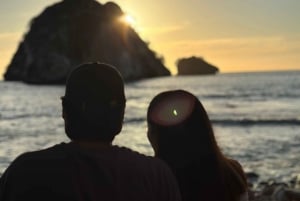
xmin=0 ymin=71 xmax=299 ymax=183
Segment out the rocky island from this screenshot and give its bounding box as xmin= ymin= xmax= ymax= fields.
xmin=4 ymin=0 xmax=170 ymax=84
xmin=176 ymin=56 xmax=219 ymax=75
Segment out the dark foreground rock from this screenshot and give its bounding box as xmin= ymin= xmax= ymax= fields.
xmin=176 ymin=56 xmax=219 ymax=75
xmin=4 ymin=0 xmax=170 ymax=84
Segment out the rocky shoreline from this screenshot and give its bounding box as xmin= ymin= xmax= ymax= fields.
xmin=248 ymin=173 xmax=300 ymax=201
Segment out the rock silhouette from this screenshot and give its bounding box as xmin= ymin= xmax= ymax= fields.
xmin=177 ymin=56 xmax=219 ymax=75
xmin=4 ymin=0 xmax=170 ymax=84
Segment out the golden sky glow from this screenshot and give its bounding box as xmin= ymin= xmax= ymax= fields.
xmin=0 ymin=0 xmax=299 ymax=79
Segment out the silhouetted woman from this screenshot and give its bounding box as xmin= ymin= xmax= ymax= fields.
xmin=147 ymin=89 xmax=248 ymax=201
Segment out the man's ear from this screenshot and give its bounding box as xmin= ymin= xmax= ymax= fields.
xmin=147 ymin=125 xmax=159 ymax=155
xmin=62 ymin=108 xmax=67 ymax=120
xmin=62 ymin=99 xmax=67 ymax=120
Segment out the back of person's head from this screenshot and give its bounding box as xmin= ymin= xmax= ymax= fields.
xmin=147 ymin=89 xmax=220 ymax=167
xmin=147 ymin=89 xmax=248 ymax=201
xmin=62 ymin=62 xmax=126 ymax=142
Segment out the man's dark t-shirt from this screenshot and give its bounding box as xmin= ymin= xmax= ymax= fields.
xmin=0 ymin=143 xmax=181 ymax=201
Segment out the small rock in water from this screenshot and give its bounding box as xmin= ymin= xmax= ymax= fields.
xmin=250 ymin=175 xmax=300 ymax=201
xmin=247 ymin=172 xmax=260 ymax=187
xmin=290 ymin=174 xmax=300 ymax=189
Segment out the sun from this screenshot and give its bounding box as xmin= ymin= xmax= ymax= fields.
xmin=119 ymin=14 xmax=136 ymax=27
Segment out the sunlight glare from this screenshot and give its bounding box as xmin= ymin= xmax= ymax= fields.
xmin=120 ymin=14 xmax=136 ymax=27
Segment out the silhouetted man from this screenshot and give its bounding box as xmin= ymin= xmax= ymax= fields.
xmin=0 ymin=62 xmax=181 ymax=201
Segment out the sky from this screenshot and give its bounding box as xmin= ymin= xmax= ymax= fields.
xmin=0 ymin=0 xmax=300 ymax=79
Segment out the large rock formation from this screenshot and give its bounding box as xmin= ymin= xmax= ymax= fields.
xmin=177 ymin=56 xmax=219 ymax=75
xmin=4 ymin=0 xmax=170 ymax=84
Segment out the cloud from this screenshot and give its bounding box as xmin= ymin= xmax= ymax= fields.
xmin=159 ymin=36 xmax=300 ymax=57
xmin=138 ymin=21 xmax=190 ymax=36
xmin=152 ymin=35 xmax=300 ymax=73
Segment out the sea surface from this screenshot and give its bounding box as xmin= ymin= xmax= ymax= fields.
xmin=0 ymin=71 xmax=300 ymax=183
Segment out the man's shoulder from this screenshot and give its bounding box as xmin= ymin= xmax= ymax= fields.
xmin=114 ymin=146 xmax=158 ymax=160
xmin=0 ymin=143 xmax=68 ymax=182
xmin=10 ymin=143 xmax=68 ymax=167
xmin=114 ymin=146 xmax=169 ymax=168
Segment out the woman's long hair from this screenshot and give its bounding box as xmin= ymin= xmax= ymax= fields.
xmin=147 ymin=90 xmax=247 ymax=201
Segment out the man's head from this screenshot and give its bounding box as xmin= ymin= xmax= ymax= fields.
xmin=62 ymin=62 xmax=126 ymax=142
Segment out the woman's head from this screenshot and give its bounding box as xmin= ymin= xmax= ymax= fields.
xmin=147 ymin=90 xmax=221 ymax=167
xmin=147 ymin=89 xmax=248 ymax=201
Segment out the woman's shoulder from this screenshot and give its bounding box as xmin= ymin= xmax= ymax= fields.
xmin=225 ymin=158 xmax=248 ymax=191
xmin=227 ymin=158 xmax=244 ymax=173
